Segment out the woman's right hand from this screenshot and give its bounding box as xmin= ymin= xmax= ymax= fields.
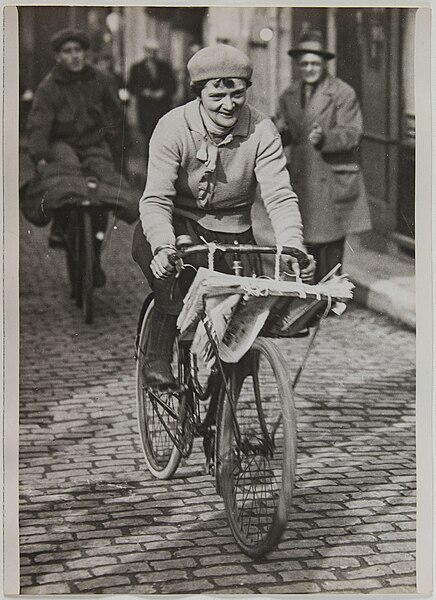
xmin=150 ymin=247 xmax=177 ymax=280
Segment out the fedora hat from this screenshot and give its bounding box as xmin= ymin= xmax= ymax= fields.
xmin=288 ymin=30 xmax=335 ymax=60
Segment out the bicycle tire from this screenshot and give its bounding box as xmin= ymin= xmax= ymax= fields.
xmin=80 ymin=209 xmax=94 ymax=324
xmin=218 ymin=337 xmax=297 ymax=557
xmin=136 ymin=298 xmax=190 ymax=479
xmin=64 ymin=209 xmax=81 ymax=302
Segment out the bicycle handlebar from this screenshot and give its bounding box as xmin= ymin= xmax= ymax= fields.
xmin=173 ymin=244 xmax=310 ymax=269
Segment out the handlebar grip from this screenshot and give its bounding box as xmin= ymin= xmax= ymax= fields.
xmin=282 ymin=246 xmax=310 ymax=269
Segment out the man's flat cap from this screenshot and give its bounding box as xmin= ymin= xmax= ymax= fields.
xmin=187 ymin=44 xmax=253 ymax=83
xmin=50 ymin=28 xmax=90 ymax=52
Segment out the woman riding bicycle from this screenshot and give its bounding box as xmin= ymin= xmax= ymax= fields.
xmin=132 ymin=44 xmax=315 ymax=390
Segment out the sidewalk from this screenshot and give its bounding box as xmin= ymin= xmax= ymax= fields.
xmin=343 ymin=232 xmax=415 ymax=330
xmin=252 ymin=198 xmax=416 ymax=331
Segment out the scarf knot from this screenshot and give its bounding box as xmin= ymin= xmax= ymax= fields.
xmin=196 ymin=104 xmax=234 ymax=208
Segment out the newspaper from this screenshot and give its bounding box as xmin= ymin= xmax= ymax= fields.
xmin=177 ymin=268 xmax=354 ymax=364
xmin=190 ymin=294 xmax=277 ymax=364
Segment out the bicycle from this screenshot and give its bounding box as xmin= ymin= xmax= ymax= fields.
xmin=135 ymin=241 xmax=352 ymax=557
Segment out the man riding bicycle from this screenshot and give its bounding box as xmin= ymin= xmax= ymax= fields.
xmin=132 ymin=44 xmax=315 ymax=390
xmin=26 ymin=27 xmax=127 ymax=286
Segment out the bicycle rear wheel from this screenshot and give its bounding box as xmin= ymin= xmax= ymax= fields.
xmin=136 ymin=298 xmax=191 ymax=479
xmin=218 ymin=337 xmax=297 ymax=557
xmin=79 ymin=209 xmax=94 ymax=324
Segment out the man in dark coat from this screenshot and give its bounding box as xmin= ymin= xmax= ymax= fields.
xmin=276 ymin=30 xmax=372 ymax=282
xmin=127 ymin=40 xmax=176 ymax=159
xmin=27 ymin=28 xmax=125 ymax=284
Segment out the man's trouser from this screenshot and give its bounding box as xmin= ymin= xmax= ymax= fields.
xmin=306 ymin=237 xmax=345 ymax=283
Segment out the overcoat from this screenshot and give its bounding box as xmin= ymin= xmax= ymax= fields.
xmin=26 ymin=64 xmax=123 ymax=165
xmin=277 ymin=74 xmax=372 ymax=244
xmin=127 ymin=58 xmax=176 ymax=137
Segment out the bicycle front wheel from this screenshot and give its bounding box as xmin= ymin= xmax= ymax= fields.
xmin=79 ymin=209 xmax=94 ymax=324
xmin=219 ymin=337 xmax=297 ymax=557
xmin=136 ymin=298 xmax=190 ymax=479
xmin=64 ymin=209 xmax=81 ymax=302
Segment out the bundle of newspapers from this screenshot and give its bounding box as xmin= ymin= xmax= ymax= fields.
xmin=177 ymin=267 xmax=354 ymax=365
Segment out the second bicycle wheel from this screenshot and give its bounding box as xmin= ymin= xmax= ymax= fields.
xmin=136 ymin=298 xmax=191 ymax=479
xmin=219 ymin=337 xmax=297 ymax=557
xmin=79 ymin=209 xmax=94 ymax=324
xmin=64 ymin=209 xmax=81 ymax=302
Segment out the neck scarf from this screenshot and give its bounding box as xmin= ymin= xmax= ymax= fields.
xmin=199 ymin=103 xmax=235 ymax=137
xmin=196 ymin=103 xmax=235 ymax=208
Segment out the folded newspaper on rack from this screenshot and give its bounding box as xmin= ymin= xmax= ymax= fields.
xmin=177 ymin=267 xmax=354 ymax=364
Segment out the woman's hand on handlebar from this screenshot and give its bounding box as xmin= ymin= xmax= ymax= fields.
xmin=151 ymin=247 xmax=177 ymax=280
xmin=288 ymin=253 xmax=316 ymax=283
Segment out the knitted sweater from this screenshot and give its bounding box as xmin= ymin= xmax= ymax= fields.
xmin=140 ymin=99 xmax=305 ymax=254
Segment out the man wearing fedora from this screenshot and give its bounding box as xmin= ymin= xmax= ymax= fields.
xmin=276 ymin=30 xmax=371 ymax=282
xmin=127 ymin=40 xmax=176 ymax=160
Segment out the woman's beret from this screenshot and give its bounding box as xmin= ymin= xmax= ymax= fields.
xmin=187 ymin=44 xmax=253 ymax=83
xmin=50 ymin=28 xmax=90 ymax=52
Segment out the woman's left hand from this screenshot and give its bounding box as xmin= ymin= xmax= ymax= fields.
xmin=288 ymin=254 xmax=316 ymax=283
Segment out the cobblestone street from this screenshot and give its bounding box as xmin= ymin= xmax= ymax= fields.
xmin=19 ymin=214 xmax=416 ymax=595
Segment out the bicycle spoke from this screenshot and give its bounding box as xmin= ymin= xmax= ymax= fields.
xmin=231 ymin=451 xmax=279 ymax=541
xmin=142 ymin=389 xmax=180 ymax=459
xmin=149 ymin=389 xmax=180 ymax=421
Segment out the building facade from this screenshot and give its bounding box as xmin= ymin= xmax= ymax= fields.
xmin=18 ymin=6 xmax=416 ymax=255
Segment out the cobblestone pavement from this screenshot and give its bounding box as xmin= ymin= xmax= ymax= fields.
xmin=19 ymin=215 xmax=416 ymax=595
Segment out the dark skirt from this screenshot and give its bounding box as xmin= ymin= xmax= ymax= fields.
xmin=132 ymin=214 xmax=261 ymax=315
